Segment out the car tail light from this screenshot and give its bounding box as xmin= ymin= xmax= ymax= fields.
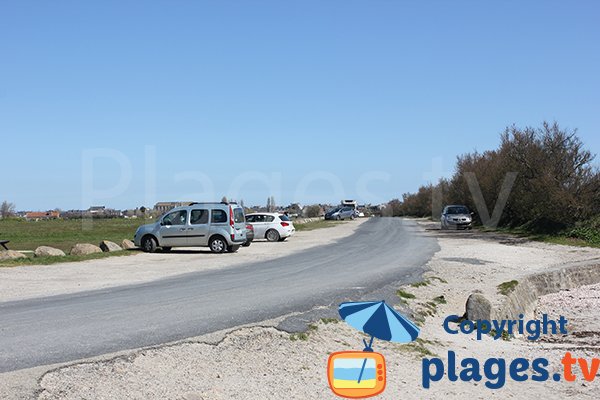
xmin=281 ymin=222 xmax=289 ymax=227
xmin=246 ymin=224 xmax=254 ymax=231
xmin=229 ymin=205 xmax=234 ymax=227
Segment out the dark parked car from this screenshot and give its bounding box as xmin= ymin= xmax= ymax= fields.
xmin=440 ymin=205 xmax=473 ymax=230
xmin=243 ymin=223 xmax=254 ymax=247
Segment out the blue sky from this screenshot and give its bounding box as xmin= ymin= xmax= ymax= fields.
xmin=1 ymin=1 xmax=599 ymax=210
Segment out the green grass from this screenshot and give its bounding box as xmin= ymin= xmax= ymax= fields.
xmin=398 ymin=338 xmax=438 ymax=358
xmin=411 ymin=280 xmax=430 ymax=288
xmin=429 ymin=276 xmax=448 ymax=284
xmin=320 ymin=318 xmax=339 ymax=324
xmin=397 ymin=289 xmax=416 ymax=300
xmin=497 ymin=280 xmax=519 ymax=296
xmin=0 ymin=250 xmax=136 ymax=268
xmin=489 ymin=329 xmax=512 ymax=341
xmin=0 ymin=217 xmax=144 ymax=267
xmin=289 ymin=332 xmax=309 ymax=341
xmin=0 ymin=217 xmax=143 ymax=252
xmin=293 ymin=219 xmax=347 ymax=232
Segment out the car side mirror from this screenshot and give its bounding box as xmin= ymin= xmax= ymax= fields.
xmin=470 ymin=212 xmax=475 ymax=216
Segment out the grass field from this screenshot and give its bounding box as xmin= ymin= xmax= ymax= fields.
xmin=293 ymin=219 xmax=347 ymax=231
xmin=0 ymin=217 xmax=145 ymax=252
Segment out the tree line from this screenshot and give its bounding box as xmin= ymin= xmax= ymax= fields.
xmin=388 ymin=122 xmax=599 ymax=234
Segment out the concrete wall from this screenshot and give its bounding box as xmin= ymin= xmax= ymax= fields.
xmin=493 ymin=259 xmax=600 ymax=321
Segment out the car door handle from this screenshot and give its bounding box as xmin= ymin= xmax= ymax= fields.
xmin=179 ymin=228 xmax=186 ymax=231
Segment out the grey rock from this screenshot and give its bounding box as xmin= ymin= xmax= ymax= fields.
xmin=70 ymin=243 xmax=102 ymax=256
xmin=121 ymin=239 xmax=136 ymax=250
xmin=99 ymin=240 xmax=122 ymax=252
xmin=34 ymin=246 xmax=66 ymax=257
xmin=0 ymin=250 xmax=27 ymax=261
xmin=465 ymin=293 xmax=492 ymax=321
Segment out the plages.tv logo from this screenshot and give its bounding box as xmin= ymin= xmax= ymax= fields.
xmin=327 ymin=301 xmax=419 ymax=398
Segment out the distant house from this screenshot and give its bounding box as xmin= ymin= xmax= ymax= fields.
xmin=153 ymin=201 xmax=193 ymax=214
xmin=88 ymin=206 xmax=106 ymax=214
xmin=25 ymin=211 xmax=60 ymax=221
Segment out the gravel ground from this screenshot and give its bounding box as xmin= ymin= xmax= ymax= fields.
xmin=33 ymin=220 xmax=600 ymax=400
xmin=0 ymin=219 xmax=365 ymax=302
xmin=536 ymin=283 xmax=600 ymax=347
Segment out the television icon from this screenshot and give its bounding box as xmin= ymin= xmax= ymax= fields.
xmin=327 ymin=351 xmax=386 ymax=398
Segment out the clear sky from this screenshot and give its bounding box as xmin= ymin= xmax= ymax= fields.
xmin=1 ymin=1 xmax=599 ymax=210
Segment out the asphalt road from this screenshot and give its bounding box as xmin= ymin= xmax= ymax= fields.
xmin=0 ymin=218 xmax=438 ymax=373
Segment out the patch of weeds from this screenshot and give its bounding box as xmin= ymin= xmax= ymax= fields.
xmin=400 ymin=338 xmax=438 ymax=358
xmin=308 ymin=324 xmax=318 ymax=331
xmin=289 ymin=332 xmax=309 ymax=341
xmin=320 ymin=318 xmax=339 ymax=324
xmin=432 ymin=295 xmax=447 ymax=304
xmin=489 ymin=329 xmax=512 ymax=341
xmin=411 ymin=280 xmax=430 ymax=288
xmin=397 ymin=289 xmax=416 ymax=299
xmin=497 ymin=280 xmax=519 ymax=296
xmin=429 ymin=276 xmax=448 ymax=284
xmin=416 ymin=305 xmax=435 ymax=318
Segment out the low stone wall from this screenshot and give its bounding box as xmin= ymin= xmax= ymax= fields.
xmin=493 ymin=259 xmax=600 ymax=320
xmin=292 ymin=217 xmax=324 ymax=224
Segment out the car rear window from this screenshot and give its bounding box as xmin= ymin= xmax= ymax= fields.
xmin=233 ymin=208 xmax=245 ymax=223
xmin=279 ymin=215 xmax=290 ymax=221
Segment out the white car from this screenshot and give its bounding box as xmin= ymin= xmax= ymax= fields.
xmin=245 ymin=213 xmax=295 ymax=242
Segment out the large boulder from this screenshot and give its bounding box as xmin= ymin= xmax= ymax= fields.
xmin=70 ymin=243 xmax=102 ymax=256
xmin=99 ymin=240 xmax=122 ymax=252
xmin=121 ymin=239 xmax=136 ymax=250
xmin=0 ymin=250 xmax=27 ymax=261
xmin=465 ymin=293 xmax=492 ymax=321
xmin=34 ymin=246 xmax=66 ymax=257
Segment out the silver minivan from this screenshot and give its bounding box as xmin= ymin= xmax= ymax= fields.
xmin=134 ymin=202 xmax=247 ymax=253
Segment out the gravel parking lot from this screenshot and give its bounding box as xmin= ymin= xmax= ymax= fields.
xmin=0 ymin=219 xmax=366 ymax=302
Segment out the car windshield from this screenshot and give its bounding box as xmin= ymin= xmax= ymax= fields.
xmin=447 ymin=206 xmax=469 ymax=214
xmin=328 ymin=208 xmax=341 ymax=213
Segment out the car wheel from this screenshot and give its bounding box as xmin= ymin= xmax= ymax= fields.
xmin=242 ymin=241 xmax=251 ymax=247
xmin=142 ymin=236 xmax=157 ymax=253
xmin=336 ymin=215 xmax=341 ymax=221
xmin=227 ymin=244 xmax=240 ymax=253
xmin=266 ymin=229 xmax=280 ymax=242
xmin=209 ymin=236 xmax=226 ymax=253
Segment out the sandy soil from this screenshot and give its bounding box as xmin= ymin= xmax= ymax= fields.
xmin=0 ymin=219 xmax=366 ymax=302
xmin=32 ymin=220 xmax=600 ymax=400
